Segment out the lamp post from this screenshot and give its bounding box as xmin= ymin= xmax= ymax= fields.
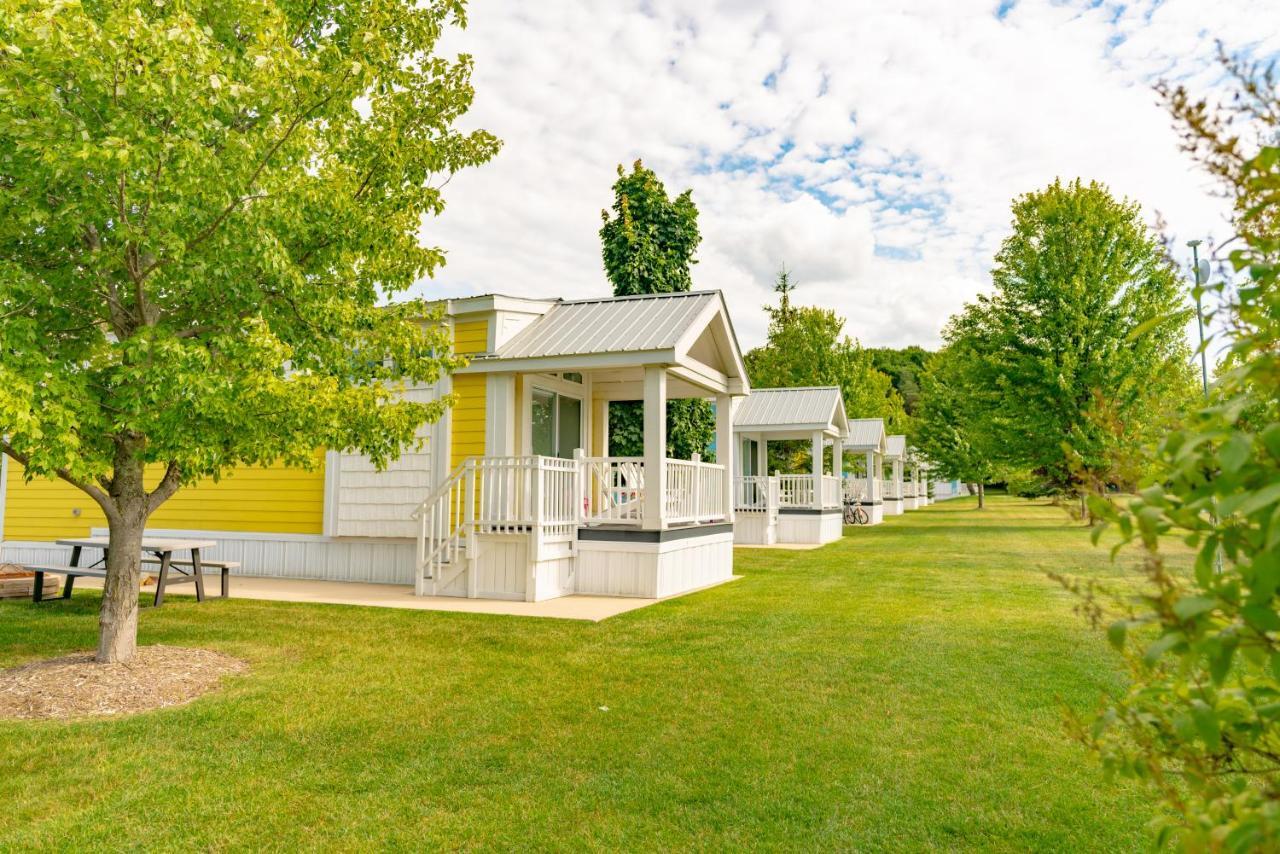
xmin=1188 ymin=239 xmax=1210 ymax=400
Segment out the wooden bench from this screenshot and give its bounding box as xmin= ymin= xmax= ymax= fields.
xmin=140 ymin=558 xmax=238 ymax=603
xmin=24 ymin=565 xmax=107 ymax=603
xmin=24 ymin=559 xmax=237 ymax=606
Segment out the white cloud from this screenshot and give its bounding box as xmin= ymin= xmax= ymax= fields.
xmin=418 ymin=0 xmax=1279 ymax=348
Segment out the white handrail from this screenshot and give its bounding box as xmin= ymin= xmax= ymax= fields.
xmin=667 ymin=456 xmax=726 ymax=525
xmin=580 ymin=455 xmax=645 ymax=525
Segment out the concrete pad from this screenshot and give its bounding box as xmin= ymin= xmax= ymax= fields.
xmin=74 ymin=574 xmax=739 ymax=622
xmin=734 ymin=542 xmax=827 ymax=551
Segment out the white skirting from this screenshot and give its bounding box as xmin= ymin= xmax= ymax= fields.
xmin=575 ymin=531 xmax=734 ymax=598
xmin=733 ymin=511 xmax=777 ymax=545
xmin=777 ymin=510 xmax=843 ymax=545
xmin=1 ymin=528 xmax=415 ymax=585
xmin=884 ymin=497 xmax=905 ymax=516
xmin=903 ymin=496 xmax=920 ymax=510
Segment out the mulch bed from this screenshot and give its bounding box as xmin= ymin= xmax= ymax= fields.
xmin=0 ymin=645 xmax=247 ymax=721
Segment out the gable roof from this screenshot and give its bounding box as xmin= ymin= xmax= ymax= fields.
xmin=845 ymin=418 xmax=887 ymax=453
xmin=463 ymin=290 xmax=749 ymax=395
xmin=495 ymin=291 xmax=718 ymax=359
xmin=886 ymin=435 xmax=907 ymax=459
xmin=733 ymin=387 xmax=848 ymax=437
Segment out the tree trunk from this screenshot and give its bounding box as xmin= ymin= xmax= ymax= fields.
xmin=977 ymin=483 xmax=985 ymax=509
xmin=97 ymin=455 xmax=148 ymax=664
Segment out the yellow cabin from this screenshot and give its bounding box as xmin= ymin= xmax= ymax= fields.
xmin=1 ymin=291 xmax=753 ymax=602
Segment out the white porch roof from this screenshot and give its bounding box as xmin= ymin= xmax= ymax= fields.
xmin=885 ymin=435 xmax=907 ymax=460
xmin=459 ymin=290 xmax=749 ymax=397
xmin=846 ymin=418 xmax=888 ymax=454
xmin=733 ymin=386 xmax=849 ymax=439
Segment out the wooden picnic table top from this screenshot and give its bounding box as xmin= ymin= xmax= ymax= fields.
xmin=55 ymin=537 xmax=218 ymax=552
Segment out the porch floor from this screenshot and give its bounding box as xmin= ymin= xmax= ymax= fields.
xmin=72 ymin=574 xmax=739 ymax=622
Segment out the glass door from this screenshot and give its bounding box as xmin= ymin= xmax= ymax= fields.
xmin=531 ymin=388 xmax=583 ymax=459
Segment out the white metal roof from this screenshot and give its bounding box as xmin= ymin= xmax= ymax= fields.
xmin=886 ymin=435 xmax=907 ymax=459
xmin=845 ymin=418 xmax=887 ymax=453
xmin=493 ymin=291 xmax=718 ymax=359
xmin=461 ymin=290 xmax=749 ymax=396
xmin=733 ymin=387 xmax=848 ymax=437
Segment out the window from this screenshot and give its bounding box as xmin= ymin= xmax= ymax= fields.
xmin=532 ymin=388 xmax=583 ymax=459
xmin=741 ymin=438 xmax=759 ymax=476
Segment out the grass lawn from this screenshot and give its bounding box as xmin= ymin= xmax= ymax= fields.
xmin=1 ymin=496 xmax=1171 ymax=851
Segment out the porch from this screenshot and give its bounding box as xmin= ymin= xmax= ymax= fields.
xmin=731 ymin=387 xmax=850 ymax=546
xmin=415 ymin=291 xmax=748 ymax=601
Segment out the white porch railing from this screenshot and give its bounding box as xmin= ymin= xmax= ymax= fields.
xmin=776 ymin=474 xmax=842 ymax=509
xmin=413 ymin=455 xmax=579 ymax=595
xmin=413 ymin=453 xmax=731 ymax=593
xmin=881 ymin=478 xmax=898 ymax=499
xmin=842 ymin=478 xmax=867 ymax=504
xmin=821 ymin=476 xmax=841 ymax=508
xmin=580 ymin=455 xmax=645 ymax=525
xmin=667 ymin=456 xmax=727 ymax=525
xmin=734 ymin=475 xmax=777 ymax=512
xmin=777 ymin=474 xmax=814 ymax=508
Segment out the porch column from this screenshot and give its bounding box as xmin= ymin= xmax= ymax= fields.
xmin=894 ymin=458 xmax=903 ymax=497
xmin=810 ymin=430 xmax=823 ymax=510
xmin=865 ymin=451 xmax=876 ymax=502
xmin=591 ymin=398 xmax=609 ymax=457
xmin=642 ymin=366 xmax=667 ymax=530
xmin=833 ymin=438 xmax=844 ymax=480
xmin=716 ymin=394 xmax=735 ymax=524
xmin=756 ymin=434 xmax=768 ymax=478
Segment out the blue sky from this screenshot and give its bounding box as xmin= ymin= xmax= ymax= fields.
xmin=423 ymin=0 xmax=1279 ymax=348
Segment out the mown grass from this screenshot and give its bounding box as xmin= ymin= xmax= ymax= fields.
xmin=0 ymin=496 xmax=1173 ymax=851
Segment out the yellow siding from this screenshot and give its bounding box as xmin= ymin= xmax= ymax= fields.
xmin=452 ymin=319 xmax=489 ymax=356
xmin=4 ymin=458 xmax=325 ymax=541
xmin=449 ymin=319 xmax=489 ymax=469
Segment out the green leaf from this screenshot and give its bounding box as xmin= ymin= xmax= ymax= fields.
xmin=1145 ymin=632 xmax=1183 ymax=666
xmin=1242 ymin=605 xmax=1280 ymax=633
xmin=1107 ymin=620 xmax=1128 ymax=650
xmin=1219 ymin=432 xmax=1252 ymax=473
xmin=1172 ymin=595 xmax=1217 ymax=621
xmin=1190 ymin=700 xmax=1222 ymax=752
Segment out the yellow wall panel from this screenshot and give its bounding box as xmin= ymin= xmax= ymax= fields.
xmin=4 ymin=458 xmax=325 ymax=541
xmin=450 ymin=373 xmax=487 ymax=469
xmin=453 ymin=319 xmax=489 ymax=355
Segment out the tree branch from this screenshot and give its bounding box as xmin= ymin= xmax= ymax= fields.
xmin=147 ymin=461 xmax=184 ymax=514
xmin=1 ymin=442 xmax=119 ymax=525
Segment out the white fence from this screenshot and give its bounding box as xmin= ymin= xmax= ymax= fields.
xmin=581 ymin=456 xmax=645 ymax=525
xmin=734 ymin=475 xmax=777 ymax=512
xmin=777 ymin=475 xmax=814 ymax=508
xmin=821 ymin=476 xmax=841 ymax=508
xmin=667 ymin=456 xmax=728 ymax=525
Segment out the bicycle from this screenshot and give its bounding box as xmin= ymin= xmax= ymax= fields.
xmin=843 ymin=499 xmax=870 ymax=525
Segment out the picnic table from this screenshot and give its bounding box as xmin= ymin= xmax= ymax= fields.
xmin=27 ymin=537 xmax=232 ymax=606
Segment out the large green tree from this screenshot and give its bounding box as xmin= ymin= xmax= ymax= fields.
xmin=599 ymin=161 xmax=714 ymax=459
xmin=745 ymin=268 xmax=906 ymax=472
xmin=913 ymin=344 xmax=997 ymax=508
xmin=0 ymin=0 xmax=497 ymax=662
xmin=947 ymin=179 xmax=1194 ymax=505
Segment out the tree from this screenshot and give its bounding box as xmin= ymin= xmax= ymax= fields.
xmin=745 ymin=268 xmax=906 ymax=472
xmin=1063 ymin=54 xmax=1280 ymax=850
xmin=867 ymin=346 xmax=931 ymax=415
xmin=913 ymin=345 xmax=997 ymax=508
xmin=946 ymin=179 xmax=1194 ymax=510
xmin=0 ymin=0 xmax=498 ymax=662
xmin=599 ymin=161 xmax=714 ymax=458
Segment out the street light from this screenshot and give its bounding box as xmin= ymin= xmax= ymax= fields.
xmin=1187 ymin=240 xmax=1211 ymax=400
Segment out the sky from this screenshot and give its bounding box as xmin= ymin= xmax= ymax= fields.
xmin=415 ymin=0 xmax=1280 ymax=350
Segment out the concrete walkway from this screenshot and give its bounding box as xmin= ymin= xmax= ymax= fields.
xmin=74 ymin=574 xmax=739 ymax=622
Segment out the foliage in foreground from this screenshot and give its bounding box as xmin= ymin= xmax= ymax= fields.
xmin=599 ymin=160 xmax=714 ymax=460
xmin=0 ymin=0 xmax=497 ymax=660
xmin=1070 ymin=55 xmax=1280 ymax=851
